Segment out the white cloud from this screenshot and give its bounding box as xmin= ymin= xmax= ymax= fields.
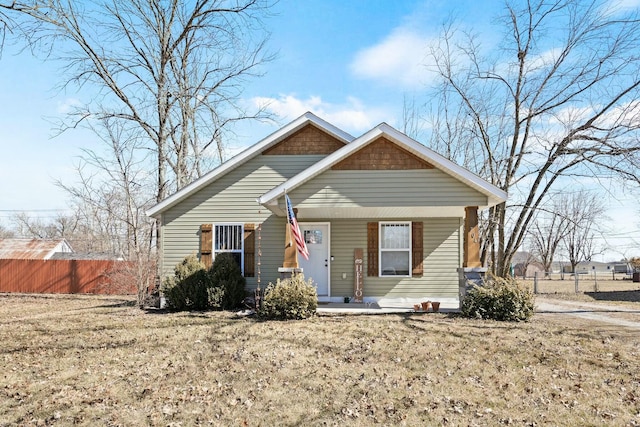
xmin=609 ymin=0 xmax=640 ymax=11
xmin=349 ymin=28 xmax=436 ymax=89
xmin=525 ymin=48 xmax=562 ymax=73
xmin=56 ymin=98 xmax=83 ymax=114
xmin=547 ymin=100 xmax=640 ymax=133
xmin=251 ymin=94 xmax=393 ymax=135
xmin=550 ymin=105 xmax=595 ymax=127
xmin=600 ymin=100 xmax=640 ymax=129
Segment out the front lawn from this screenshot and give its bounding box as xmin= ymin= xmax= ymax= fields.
xmin=1 ymin=294 xmax=639 ymax=426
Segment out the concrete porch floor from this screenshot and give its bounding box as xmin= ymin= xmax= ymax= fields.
xmin=316 ymin=300 xmax=460 ymax=315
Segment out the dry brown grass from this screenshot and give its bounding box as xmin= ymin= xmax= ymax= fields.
xmin=520 ymin=277 xmax=640 ymax=308
xmin=1 ymin=293 xmax=640 ymax=426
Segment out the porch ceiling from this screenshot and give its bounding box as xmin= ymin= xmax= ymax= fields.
xmin=266 ymin=205 xmax=466 ymax=219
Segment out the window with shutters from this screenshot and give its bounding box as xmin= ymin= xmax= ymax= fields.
xmin=214 ymin=224 xmax=243 ymax=271
xmin=379 ymin=222 xmax=411 ymax=277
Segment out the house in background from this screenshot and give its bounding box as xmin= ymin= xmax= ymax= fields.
xmin=559 ymin=261 xmax=631 ymax=277
xmin=0 ymin=238 xmax=74 ymax=260
xmin=147 ymin=112 xmax=507 ymax=306
xmin=510 ymin=251 xmax=545 ymax=278
xmin=513 ymin=262 xmax=545 ymax=278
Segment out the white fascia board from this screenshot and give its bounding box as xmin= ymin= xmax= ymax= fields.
xmin=45 ymin=239 xmax=74 ymax=260
xmin=258 ymin=122 xmax=507 ymax=209
xmin=147 ymin=112 xmax=355 ymax=217
xmin=60 ymin=239 xmax=74 ymax=253
xmin=42 ymin=239 xmax=73 ymax=260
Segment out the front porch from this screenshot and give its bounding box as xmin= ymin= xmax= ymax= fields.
xmin=316 ymin=298 xmax=460 ymax=315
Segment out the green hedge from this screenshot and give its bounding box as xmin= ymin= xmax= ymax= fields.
xmin=161 ymin=253 xmax=246 ymax=311
xmin=258 ymin=274 xmax=317 ymax=320
xmin=161 ymin=254 xmax=211 ymax=311
xmin=461 ymin=275 xmax=535 ymax=322
xmin=208 ymin=253 xmax=246 ymax=310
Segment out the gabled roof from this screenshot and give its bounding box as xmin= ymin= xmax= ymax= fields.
xmin=147 ymin=112 xmax=355 ymax=217
xmin=0 ymin=238 xmax=74 ymax=260
xmin=257 ymin=122 xmax=507 ymax=210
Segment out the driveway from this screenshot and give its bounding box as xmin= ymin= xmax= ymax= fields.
xmin=536 ymin=298 xmax=640 ymax=330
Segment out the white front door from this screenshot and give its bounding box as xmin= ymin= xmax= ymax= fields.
xmin=298 ymin=223 xmax=330 ymax=296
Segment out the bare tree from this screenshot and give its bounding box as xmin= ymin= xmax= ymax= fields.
xmin=0 ymin=223 xmax=15 ymax=238
xmin=9 ymin=210 xmax=117 ymax=254
xmin=2 ymin=1 xmax=274 ymax=300
xmin=0 ymin=2 xmax=28 ymax=53
xmin=401 ymin=94 xmax=425 ymax=140
xmin=6 ymin=0 xmax=274 ymax=203
xmin=427 ymin=0 xmax=640 ymax=276
xmin=12 ymin=211 xmax=79 ymax=241
xmin=55 ymin=117 xmax=158 ymax=305
xmin=528 ymin=196 xmax=572 ymax=277
xmin=561 ymin=191 xmax=607 ymax=273
xmin=529 ymin=190 xmax=606 ymax=276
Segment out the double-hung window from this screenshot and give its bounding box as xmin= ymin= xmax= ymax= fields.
xmin=379 ymin=222 xmax=411 ymax=276
xmin=214 ymin=224 xmax=243 ymax=271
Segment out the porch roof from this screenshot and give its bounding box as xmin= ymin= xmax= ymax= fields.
xmin=271 ymin=205 xmax=472 ymax=220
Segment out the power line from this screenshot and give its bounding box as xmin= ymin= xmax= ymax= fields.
xmin=0 ymin=209 xmax=72 ymax=212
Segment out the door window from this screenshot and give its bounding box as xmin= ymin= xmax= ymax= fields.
xmin=304 ymin=229 xmax=323 ymax=244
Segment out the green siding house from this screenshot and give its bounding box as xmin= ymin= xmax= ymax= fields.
xmin=147 ymin=112 xmax=506 ymax=306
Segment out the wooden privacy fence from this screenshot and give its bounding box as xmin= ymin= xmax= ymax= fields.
xmin=0 ymin=259 xmax=136 ymax=295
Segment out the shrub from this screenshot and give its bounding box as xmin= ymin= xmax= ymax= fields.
xmin=461 ymin=275 xmax=535 ymax=322
xmin=170 ymin=254 xmax=205 ymax=282
xmin=161 ymin=254 xmax=212 ymax=311
xmin=258 ymin=274 xmax=318 ymax=320
xmin=208 ymin=253 xmax=246 ymax=310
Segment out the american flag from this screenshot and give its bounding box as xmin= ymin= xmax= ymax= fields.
xmin=285 ymin=194 xmax=310 ymax=260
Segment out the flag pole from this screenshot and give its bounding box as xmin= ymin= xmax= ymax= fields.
xmin=283 ymin=190 xmax=299 ymax=269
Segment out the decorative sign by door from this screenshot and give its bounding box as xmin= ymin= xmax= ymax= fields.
xmin=354 ymin=248 xmax=364 ymax=303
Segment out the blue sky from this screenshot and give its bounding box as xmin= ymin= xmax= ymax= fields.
xmin=1 ymin=0 xmax=639 ymax=260
xmin=0 ymin=0 xmax=478 ymax=211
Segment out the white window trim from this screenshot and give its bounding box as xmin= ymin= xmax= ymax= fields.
xmin=213 ymin=223 xmax=244 ymax=274
xmin=379 ymin=221 xmax=412 ymax=277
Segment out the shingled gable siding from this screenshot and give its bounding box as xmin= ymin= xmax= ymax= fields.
xmin=327 ymin=218 xmax=461 ymax=299
xmin=332 ymin=137 xmax=433 ymax=170
xmin=262 ymin=124 xmax=345 ymax=155
xmin=160 ymin=154 xmax=326 ymax=286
